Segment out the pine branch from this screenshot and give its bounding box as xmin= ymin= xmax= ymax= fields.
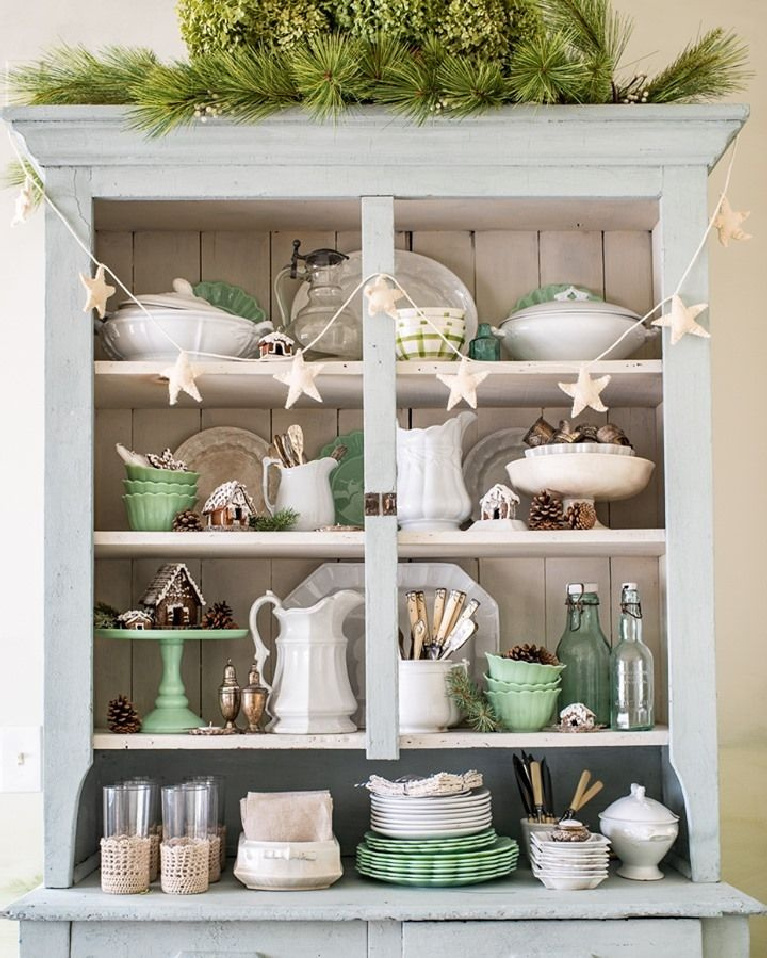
xmin=508 ymin=30 xmax=590 ymax=103
xmin=541 ymin=0 xmax=633 ymax=64
xmin=437 ymin=55 xmax=510 ymax=117
xmin=355 ymin=34 xmax=410 ymax=99
xmin=94 ymin=602 xmax=120 ymax=630
xmin=248 ymin=508 xmax=300 ymax=532
xmin=645 ymin=29 xmax=750 ymax=103
xmin=128 ymin=60 xmax=210 ymax=137
xmin=7 ymin=45 xmax=158 ymax=105
xmin=371 ymin=39 xmax=445 ymax=122
xmin=289 ymin=34 xmax=364 ymax=117
xmin=447 ymin=668 xmax=501 ymax=733
xmin=197 ymin=47 xmax=299 ymax=122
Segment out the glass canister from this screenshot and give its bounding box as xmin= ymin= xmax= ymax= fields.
xmin=160 ymin=783 xmax=210 ymax=895
xmin=124 ymin=777 xmax=161 ymax=881
xmin=101 ymin=783 xmax=152 ymax=894
xmin=555 ymin=582 xmax=611 ymax=726
xmin=610 ymin=582 xmax=655 ymax=730
xmin=187 ymin=775 xmax=225 ymax=875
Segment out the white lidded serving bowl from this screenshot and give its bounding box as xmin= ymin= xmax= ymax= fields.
xmin=233 ymin=834 xmax=342 ymax=890
xmin=497 ymin=300 xmax=652 ymax=361
xmin=598 ymin=783 xmax=679 ymax=880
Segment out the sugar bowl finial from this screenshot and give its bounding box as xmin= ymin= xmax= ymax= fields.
xmin=218 ymin=659 xmax=241 ymax=733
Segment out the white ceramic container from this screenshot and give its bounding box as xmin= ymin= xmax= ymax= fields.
xmin=262 ymin=457 xmax=338 ymax=531
xmin=397 ymin=411 xmax=476 ymax=531
xmin=100 ymin=309 xmax=271 ymax=361
xmin=598 ymin=783 xmax=679 ymax=880
xmin=249 ymin=589 xmax=363 ymax=733
xmin=398 ymin=660 xmax=464 ymax=733
xmin=233 ymin=833 xmax=342 ymax=890
xmin=497 ymin=300 xmax=653 ymax=361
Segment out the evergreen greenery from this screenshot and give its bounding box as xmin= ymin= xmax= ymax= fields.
xmin=447 ymin=668 xmax=501 ymax=733
xmin=93 ymin=602 xmax=120 ymax=630
xmin=248 ymin=508 xmax=300 ymax=532
xmin=4 ymin=0 xmax=750 ymax=131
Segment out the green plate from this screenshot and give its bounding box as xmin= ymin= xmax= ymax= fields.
xmin=319 ymin=431 xmax=364 ymax=526
xmin=355 ymin=855 xmax=518 ymax=876
xmin=364 ymin=828 xmax=497 ymax=853
xmin=94 ymin=629 xmax=249 ymax=641
xmin=357 ymin=836 xmax=516 ymax=864
xmin=192 ymin=280 xmax=267 ymax=323
xmin=355 ymin=862 xmax=516 ymax=887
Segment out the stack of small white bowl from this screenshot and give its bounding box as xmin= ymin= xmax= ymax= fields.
xmin=530 ymin=824 xmax=611 ymax=891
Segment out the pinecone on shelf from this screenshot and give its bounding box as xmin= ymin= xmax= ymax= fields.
xmin=565 ymin=501 xmax=598 ymax=530
xmin=202 ymin=601 xmax=238 ymax=630
xmin=173 ymin=509 xmax=203 ymax=532
xmin=107 ymin=695 xmax=142 ymax=734
xmin=504 ymin=644 xmax=560 ymax=666
xmin=528 ymin=490 xmax=565 ymax=530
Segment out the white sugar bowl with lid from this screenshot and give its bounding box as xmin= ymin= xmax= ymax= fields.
xmin=598 ymin=783 xmax=679 ymax=881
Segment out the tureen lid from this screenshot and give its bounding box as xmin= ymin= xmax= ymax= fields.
xmin=505 ymin=299 xmax=640 ymax=323
xmin=599 ymin=783 xmax=679 ymax=824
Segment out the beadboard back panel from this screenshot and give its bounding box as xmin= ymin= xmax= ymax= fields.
xmin=93 ymin=226 xmax=665 ymax=731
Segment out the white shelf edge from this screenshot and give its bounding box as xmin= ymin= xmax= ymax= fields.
xmin=93 ymin=727 xmax=668 ymax=750
xmin=93 ymin=529 xmax=666 ymax=559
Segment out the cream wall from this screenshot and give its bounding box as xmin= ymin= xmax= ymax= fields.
xmin=0 ymin=1 xmax=763 ymax=954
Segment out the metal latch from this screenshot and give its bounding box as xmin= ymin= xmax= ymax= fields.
xmin=364 ymin=492 xmax=397 ymax=517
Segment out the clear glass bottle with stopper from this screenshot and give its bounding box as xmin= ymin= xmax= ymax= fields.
xmin=274 ymin=240 xmax=362 ymax=360
xmin=610 ymin=582 xmax=655 ymax=730
xmin=556 ymin=582 xmax=611 ymax=726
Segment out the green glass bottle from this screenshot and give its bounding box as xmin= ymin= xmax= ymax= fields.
xmin=610 ymin=582 xmax=655 ymax=730
xmin=468 ymin=323 xmax=501 ymax=361
xmin=555 ymin=583 xmax=611 ymax=726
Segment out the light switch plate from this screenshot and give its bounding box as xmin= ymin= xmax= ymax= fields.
xmin=0 ymin=727 xmax=42 ymax=793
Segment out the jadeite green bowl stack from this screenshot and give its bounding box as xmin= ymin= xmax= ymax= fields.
xmin=484 ymin=652 xmax=565 ymax=731
xmin=122 ymin=464 xmax=200 ymax=531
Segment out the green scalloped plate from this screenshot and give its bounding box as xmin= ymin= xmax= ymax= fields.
xmin=319 ymin=431 xmax=365 ymax=526
xmin=513 ymin=284 xmax=603 ymax=312
xmin=193 ymin=280 xmax=267 ymax=323
xmin=94 ymin=628 xmax=249 ymax=641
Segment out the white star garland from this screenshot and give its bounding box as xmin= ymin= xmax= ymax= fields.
xmin=11 ymin=178 xmax=35 ymax=227
xmin=713 ymin=196 xmax=752 ymax=248
xmin=436 ymin=357 xmax=489 ymax=410
xmin=80 ymin=264 xmax=116 ymax=320
xmin=162 ymin=350 xmax=202 ymax=405
xmin=651 ymin=294 xmax=709 ymax=346
xmin=273 ymin=350 xmax=325 ymax=408
xmin=364 ymin=277 xmax=404 ymax=319
xmin=558 ymin=366 xmax=611 ymax=418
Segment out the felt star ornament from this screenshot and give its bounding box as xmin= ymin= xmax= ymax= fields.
xmin=714 ymin=196 xmax=752 ymax=248
xmin=162 ymin=350 xmax=202 ymax=405
xmin=436 ymin=357 xmax=489 ymax=410
xmin=364 ymin=277 xmax=404 ymax=319
xmin=79 ymin=264 xmax=116 ymax=320
xmin=651 ymin=295 xmax=709 ymax=346
xmin=558 ymin=366 xmax=611 ymax=417
xmin=274 ymin=350 xmax=325 ymax=409
xmin=11 ymin=178 xmax=35 ymax=227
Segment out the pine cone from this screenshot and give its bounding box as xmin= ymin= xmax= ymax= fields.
xmin=173 ymin=509 xmax=203 ymax=532
xmin=202 ymin=601 xmax=238 ymax=630
xmin=566 ymin=501 xmax=598 ymax=530
xmin=528 ymin=490 xmax=565 ymax=530
xmin=107 ymin=695 xmax=141 ymax=734
xmin=504 ymin=644 xmax=560 ymax=666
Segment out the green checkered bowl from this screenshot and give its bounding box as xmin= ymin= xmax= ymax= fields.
xmin=395 ymin=308 xmax=466 ymax=361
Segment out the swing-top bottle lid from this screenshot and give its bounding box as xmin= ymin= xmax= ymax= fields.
xmin=566 ymin=582 xmax=598 ymax=595
xmin=622 ymin=582 xmax=638 ymax=591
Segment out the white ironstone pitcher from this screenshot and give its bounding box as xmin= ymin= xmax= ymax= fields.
xmin=396 ymin=411 xmax=476 ymax=531
xmin=249 ymin=589 xmax=363 ymax=733
xmin=262 ymin=456 xmax=337 ymax=531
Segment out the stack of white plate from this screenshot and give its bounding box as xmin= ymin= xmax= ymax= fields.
xmin=370 ymin=787 xmax=493 ymax=840
xmin=530 ymin=831 xmax=611 ymax=890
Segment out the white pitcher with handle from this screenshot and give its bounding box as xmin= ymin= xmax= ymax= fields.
xmin=396 ymin=411 xmax=476 ymax=531
xmin=262 ymin=457 xmax=338 ymax=531
xmin=249 ymin=589 xmax=363 ymax=733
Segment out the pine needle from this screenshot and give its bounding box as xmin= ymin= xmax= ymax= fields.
xmin=128 ymin=60 xmax=209 ymax=137
xmin=541 ymin=0 xmax=633 ymax=64
xmin=197 ymin=47 xmax=299 ymax=122
xmin=356 ymin=34 xmax=410 ymax=98
xmin=645 ymin=29 xmax=751 ymax=103
xmin=7 ymin=45 xmax=158 ymax=105
xmin=289 ymin=34 xmax=364 ymax=118
xmin=437 ymin=56 xmax=510 ymax=117
xmin=447 ymin=668 xmax=501 ymax=733
xmin=371 ymin=42 xmax=444 ymax=122
xmin=248 ymin=508 xmax=300 ymax=532
xmin=508 ymin=30 xmax=590 ymax=103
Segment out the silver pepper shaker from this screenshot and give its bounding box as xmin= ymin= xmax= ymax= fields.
xmin=218 ymin=659 xmax=241 ymax=733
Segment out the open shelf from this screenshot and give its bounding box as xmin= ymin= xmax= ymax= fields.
xmin=93 ymin=529 xmax=666 ymax=559
xmin=94 ymin=359 xmax=663 ymax=409
xmin=93 ymin=727 xmax=669 ymax=750
xmin=6 ymin=866 xmax=762 ymax=924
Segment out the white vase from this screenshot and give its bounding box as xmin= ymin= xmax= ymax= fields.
xmin=398 ymin=660 xmax=465 ymax=733
xmin=396 ymin=411 xmax=476 ymax=531
xmin=249 ymin=589 xmax=362 ymax=733
xmin=262 ymin=457 xmax=338 ymax=531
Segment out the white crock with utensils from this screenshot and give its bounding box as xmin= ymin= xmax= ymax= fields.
xmin=262 ymin=456 xmax=338 ymax=531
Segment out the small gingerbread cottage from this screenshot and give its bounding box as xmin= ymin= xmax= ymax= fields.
xmin=480 ymin=483 xmax=520 ymax=521
xmin=117 ymin=610 xmax=154 ymax=631
xmin=140 ymin=563 xmax=205 ymax=629
xmin=202 ymin=481 xmax=256 ymax=529
xmin=258 ymin=330 xmax=295 ymax=359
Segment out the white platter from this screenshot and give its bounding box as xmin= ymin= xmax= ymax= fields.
xmin=291 ymin=250 xmax=479 ymax=352
xmin=371 ymin=812 xmax=492 ymax=826
xmin=371 ymin=823 xmax=492 ymax=840
xmin=372 ymin=789 xmax=490 ymax=808
xmin=462 ymin=427 xmax=529 ymax=521
xmin=174 ymin=426 xmax=275 ymax=513
xmin=284 ymin=564 xmax=499 ymax=727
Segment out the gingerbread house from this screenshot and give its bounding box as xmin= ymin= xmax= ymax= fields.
xmin=202 ymin=481 xmax=256 ymax=530
xmin=479 ymin=483 xmax=520 ymax=521
xmin=258 ymin=330 xmax=295 ymax=359
xmin=140 ymin=563 xmax=205 ymax=629
xmin=117 ymin=610 xmax=154 ymax=630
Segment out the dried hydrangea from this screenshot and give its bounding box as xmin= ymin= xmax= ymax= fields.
xmin=436 ymin=0 xmax=539 ymax=63
xmin=333 ymin=0 xmax=434 ymax=46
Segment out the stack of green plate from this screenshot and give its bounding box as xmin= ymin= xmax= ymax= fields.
xmin=355 ymin=830 xmax=519 ymax=887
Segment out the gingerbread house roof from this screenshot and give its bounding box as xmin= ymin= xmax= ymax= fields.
xmin=202 ymin=481 xmax=256 ymax=516
xmin=258 ymin=330 xmax=294 ymax=345
xmin=140 ymin=563 xmax=205 ymax=608
xmin=118 ymin=610 xmax=154 ymax=626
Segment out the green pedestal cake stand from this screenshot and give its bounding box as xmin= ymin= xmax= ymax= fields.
xmin=96 ymin=628 xmax=250 ymax=732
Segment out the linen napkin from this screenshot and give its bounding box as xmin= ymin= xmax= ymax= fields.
xmin=240 ymin=790 xmax=334 ymax=842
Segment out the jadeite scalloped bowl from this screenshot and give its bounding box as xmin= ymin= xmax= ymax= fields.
xmin=123 ymin=479 xmax=199 ymax=495
xmin=123 ymin=491 xmax=198 ymax=531
xmin=484 ymin=673 xmax=561 ymax=693
xmin=124 ymin=465 xmax=200 ymax=485
xmin=485 ymin=652 xmax=565 ymax=685
xmin=486 ymin=688 xmax=561 ymax=732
